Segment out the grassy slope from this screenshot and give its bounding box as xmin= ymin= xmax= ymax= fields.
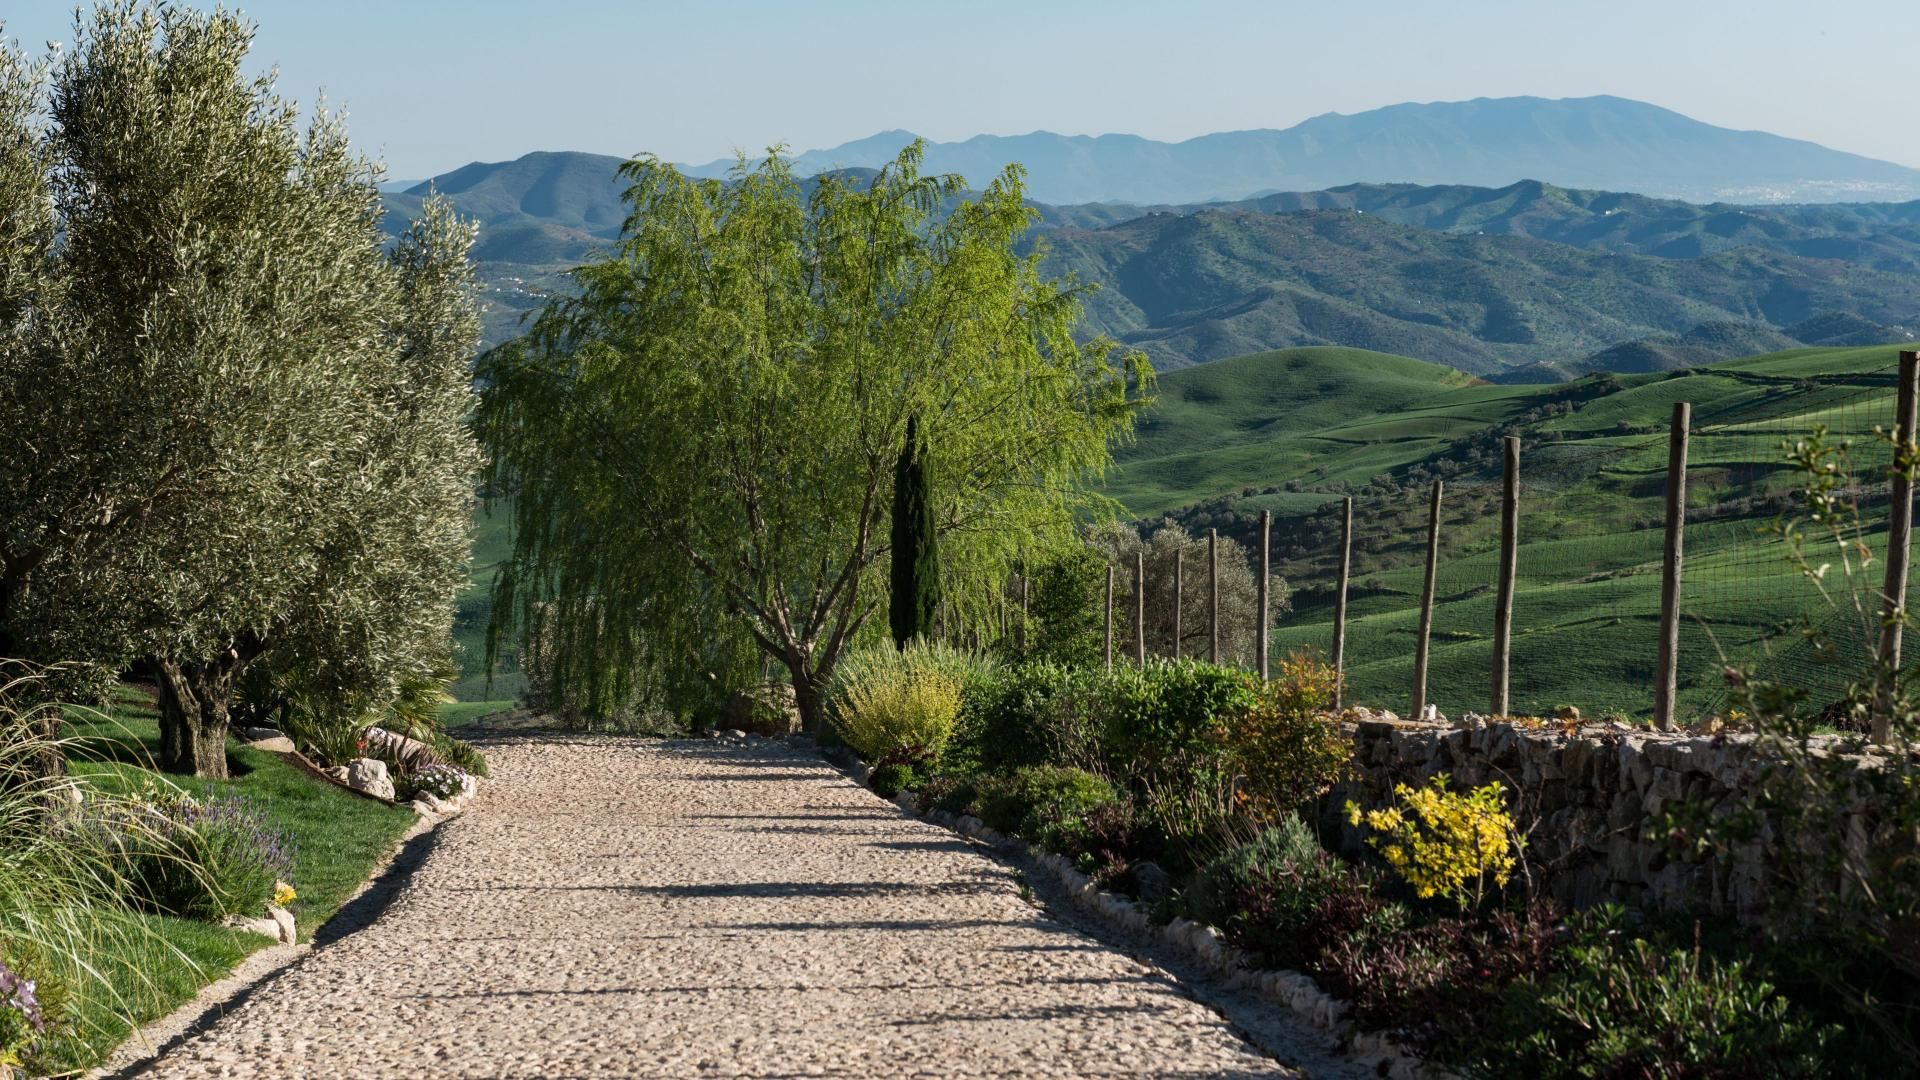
xmin=451 ymin=500 xmax=523 ymax=702
xmin=1111 ymin=342 xmax=1920 ymax=719
xmin=1112 ymin=345 xmax=1515 ymax=518
xmin=51 ymin=689 xmax=416 ymax=1069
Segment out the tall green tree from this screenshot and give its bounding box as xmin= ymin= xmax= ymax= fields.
xmin=0 ymin=5 xmax=481 ymax=776
xmin=889 ymin=416 xmax=940 ymax=648
xmin=479 ymin=144 xmax=1151 ymax=731
xmin=241 ymin=195 xmax=485 ymax=733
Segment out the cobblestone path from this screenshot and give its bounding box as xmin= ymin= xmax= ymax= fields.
xmin=139 ymin=737 xmax=1299 ymax=1078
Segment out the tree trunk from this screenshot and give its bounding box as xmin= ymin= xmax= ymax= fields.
xmin=155 ymin=653 xmax=249 ymax=779
xmin=787 ymin=664 xmax=827 ymax=737
xmin=0 ymin=613 xmax=67 ymax=785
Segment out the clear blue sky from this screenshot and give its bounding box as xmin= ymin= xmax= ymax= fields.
xmin=8 ymin=0 xmax=1918 ymax=180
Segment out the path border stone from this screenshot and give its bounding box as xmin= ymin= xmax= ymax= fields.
xmin=818 ymin=742 xmax=1438 ymax=1080
xmin=88 ymin=797 xmax=465 ymax=1078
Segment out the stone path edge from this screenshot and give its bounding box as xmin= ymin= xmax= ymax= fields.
xmin=814 ymin=742 xmax=1437 ymax=1080
xmin=87 ymin=804 xmax=459 ymax=1078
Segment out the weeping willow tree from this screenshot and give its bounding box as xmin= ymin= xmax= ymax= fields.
xmin=478 ymin=143 xmax=1151 ymax=731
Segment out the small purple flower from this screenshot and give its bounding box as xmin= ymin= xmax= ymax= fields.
xmin=172 ymin=795 xmax=299 ymax=883
xmin=0 ymin=957 xmax=44 ymax=1036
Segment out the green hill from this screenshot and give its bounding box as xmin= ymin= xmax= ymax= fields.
xmin=1108 ymin=342 xmax=1920 ymax=721
xmin=1045 ymin=208 xmax=1918 ymax=372
xmin=1092 ymin=179 xmax=1920 ymax=277
xmin=1109 ymin=346 xmax=1494 ymax=517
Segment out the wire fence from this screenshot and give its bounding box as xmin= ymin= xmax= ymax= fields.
xmin=1130 ymin=355 xmax=1916 ymax=727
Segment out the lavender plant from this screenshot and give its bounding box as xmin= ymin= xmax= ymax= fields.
xmin=114 ymin=791 xmax=298 ymax=920
xmin=0 ymin=953 xmax=44 ymax=1067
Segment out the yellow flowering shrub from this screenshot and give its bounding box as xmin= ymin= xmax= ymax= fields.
xmin=1347 ymin=774 xmax=1518 ymax=911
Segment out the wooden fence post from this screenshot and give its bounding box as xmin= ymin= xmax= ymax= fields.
xmin=1208 ymin=528 xmax=1220 ymax=663
xmin=1333 ymin=496 xmax=1353 ymax=710
xmin=1172 ymin=547 xmax=1184 ymax=659
xmin=1257 ymin=510 xmax=1271 ymax=679
xmin=1655 ymin=402 xmax=1691 ymax=732
xmin=1412 ymin=480 xmax=1443 ymax=720
xmin=1874 ymin=351 xmax=1920 ymax=743
xmin=1104 ymin=564 xmax=1114 ymax=672
xmin=1492 ymin=436 xmax=1521 ymax=717
xmin=1134 ymin=549 xmax=1147 ymax=666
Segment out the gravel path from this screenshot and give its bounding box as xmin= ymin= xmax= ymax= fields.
xmin=138 ymin=736 xmax=1302 ymax=1078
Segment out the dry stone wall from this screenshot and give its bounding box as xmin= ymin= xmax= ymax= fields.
xmin=1318 ymin=715 xmax=1897 ymax=922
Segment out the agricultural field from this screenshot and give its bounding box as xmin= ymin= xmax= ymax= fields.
xmin=1109 ymin=343 xmax=1919 ymax=720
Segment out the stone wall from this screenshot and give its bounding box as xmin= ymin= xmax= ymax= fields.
xmin=1317 ymin=715 xmax=1826 ymax=921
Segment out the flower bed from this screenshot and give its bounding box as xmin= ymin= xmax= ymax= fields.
xmin=818 ymin=643 xmax=1902 ymax=1077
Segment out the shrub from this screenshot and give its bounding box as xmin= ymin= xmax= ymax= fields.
xmin=913 ymin=774 xmax=979 ymax=817
xmin=113 ymin=791 xmax=297 ymax=920
xmin=867 ymin=745 xmax=935 ymax=799
xmin=1456 ymin=906 xmax=1834 ymax=1078
xmin=1226 ymin=652 xmax=1349 ymax=820
xmin=281 ymin=703 xmax=368 ymax=767
xmin=1098 ymin=659 xmax=1253 ymax=772
xmin=1189 ymin=816 xmax=1355 ymax=969
xmin=0 ymin=944 xmax=50 ymax=1069
xmin=950 ymin=660 xmax=1089 ymax=775
xmin=827 ymin=641 xmax=982 ymax=761
xmin=428 ymin=730 xmax=489 ymax=778
xmin=1098 ymin=659 xmax=1262 ymax=853
xmin=1348 ymin=775 xmax=1518 ymax=911
xmin=1023 ymin=548 xmax=1107 ymax=667
xmin=403 ymin=764 xmax=467 ymax=802
xmin=975 ymin=766 xmax=1118 ymax=854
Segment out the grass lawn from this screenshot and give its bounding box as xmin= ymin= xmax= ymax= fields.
xmin=45 ymin=686 xmax=418 ymax=1071
xmin=437 ymin=698 xmax=516 ymax=729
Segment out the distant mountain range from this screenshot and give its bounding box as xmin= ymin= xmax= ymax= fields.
xmin=1040 ymin=207 xmax=1915 ymax=373
xmin=382 ymin=99 xmax=1920 ymax=372
xmin=680 ymin=96 xmax=1920 ymax=205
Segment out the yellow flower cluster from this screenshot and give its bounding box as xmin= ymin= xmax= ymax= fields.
xmin=1346 ymin=774 xmax=1518 ymax=911
xmin=273 ymin=882 xmax=298 ymax=908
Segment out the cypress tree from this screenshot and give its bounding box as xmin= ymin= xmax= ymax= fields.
xmin=890 ymin=416 xmax=940 ymax=647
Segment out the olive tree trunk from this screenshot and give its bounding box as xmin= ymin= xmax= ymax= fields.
xmin=155 ymin=633 xmax=266 ymax=778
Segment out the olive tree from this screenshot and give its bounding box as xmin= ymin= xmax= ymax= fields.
xmin=479 ymin=145 xmax=1150 ymax=731
xmin=0 ymin=6 xmax=480 ymax=777
xmin=243 ymin=197 xmax=485 ymax=734
xmin=1087 ymin=521 xmax=1276 ymax=665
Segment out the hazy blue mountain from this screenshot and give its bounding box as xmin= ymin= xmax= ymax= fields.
xmin=682 ymin=96 xmax=1920 ymax=205
xmin=383 ymin=146 xmax=1920 ymax=367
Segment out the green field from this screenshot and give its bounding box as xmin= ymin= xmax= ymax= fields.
xmin=1109 ymin=342 xmax=1920 ymax=720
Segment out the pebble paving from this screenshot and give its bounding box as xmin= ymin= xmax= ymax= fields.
xmin=139 ymin=736 xmax=1298 ymax=1078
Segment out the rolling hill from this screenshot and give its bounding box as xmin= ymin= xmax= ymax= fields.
xmin=1045 ymin=208 xmax=1919 ymax=372
xmin=1048 ymin=179 xmax=1920 ymax=276
xmin=1105 ymin=342 xmax=1920 ymax=720
xmin=681 ymin=96 xmax=1920 ymax=205
xmin=388 ymin=152 xmax=1920 ymax=369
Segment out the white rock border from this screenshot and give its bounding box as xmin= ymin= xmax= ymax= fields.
xmin=825 ymin=746 xmax=1438 ymax=1080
